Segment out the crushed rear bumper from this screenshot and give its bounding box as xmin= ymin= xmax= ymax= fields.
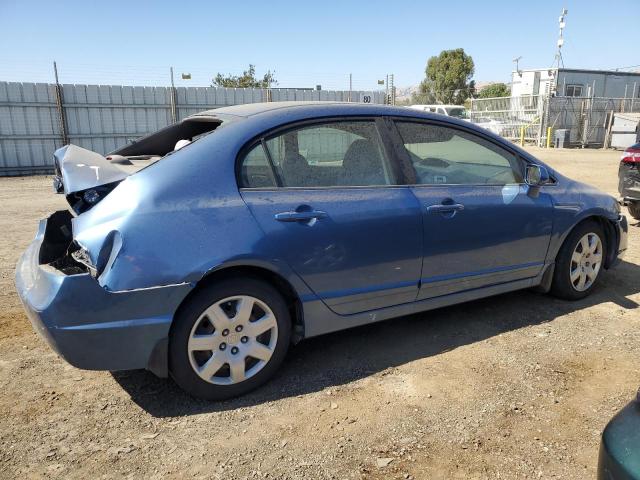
xmin=14 ymin=212 xmax=191 ymax=374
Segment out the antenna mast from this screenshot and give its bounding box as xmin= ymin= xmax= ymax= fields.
xmin=554 ymin=8 xmax=568 ymax=69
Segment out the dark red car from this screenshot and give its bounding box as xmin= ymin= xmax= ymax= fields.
xmin=619 ymin=143 xmax=640 ymax=220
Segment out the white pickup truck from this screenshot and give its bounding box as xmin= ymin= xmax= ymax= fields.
xmin=407 ymin=104 xmax=468 ymax=119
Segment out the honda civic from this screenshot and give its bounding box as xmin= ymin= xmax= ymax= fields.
xmin=15 ymin=102 xmax=628 ymax=399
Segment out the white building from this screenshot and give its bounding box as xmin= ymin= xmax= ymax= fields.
xmin=511 ymin=68 xmax=640 ymax=98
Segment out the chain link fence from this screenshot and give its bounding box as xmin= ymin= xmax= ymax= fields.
xmin=469 ymin=95 xmax=544 ymax=143
xmin=546 ymin=97 xmax=640 ymax=147
xmin=470 ymin=95 xmax=640 ymax=148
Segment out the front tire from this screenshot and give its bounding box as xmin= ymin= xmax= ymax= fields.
xmin=628 ymin=201 xmax=640 ymax=220
xmin=169 ymin=277 xmax=291 ymax=400
xmin=551 ymin=220 xmax=605 ymax=300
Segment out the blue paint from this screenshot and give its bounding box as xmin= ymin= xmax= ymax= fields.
xmin=59 ymin=316 xmax=172 ymax=331
xmin=421 ymin=262 xmax=544 ymax=284
xmin=317 ymin=279 xmax=418 ymax=300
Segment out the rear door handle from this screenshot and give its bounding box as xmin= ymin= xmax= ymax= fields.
xmin=274 ymin=210 xmax=328 ymax=222
xmin=426 ymin=203 xmax=465 ymax=213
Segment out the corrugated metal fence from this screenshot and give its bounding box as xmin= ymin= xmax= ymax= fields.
xmin=0 ymin=82 xmax=385 ymax=176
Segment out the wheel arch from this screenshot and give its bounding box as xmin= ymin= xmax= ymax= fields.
xmin=173 ymin=263 xmax=305 ymax=343
xmin=148 ymin=259 xmax=309 ymax=379
xmin=147 ymin=264 xmax=305 ymax=378
xmin=557 ymin=214 xmax=618 ymax=269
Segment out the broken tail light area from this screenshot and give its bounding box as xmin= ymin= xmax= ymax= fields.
xmin=70 ymin=245 xmax=97 ymax=276
xmin=38 ymin=211 xmax=122 ymax=281
xmin=65 ymin=182 xmax=122 ymax=215
xmin=39 ymin=210 xmax=90 ymax=276
xmin=621 ymin=147 xmax=640 ymax=164
xmin=67 ymin=231 xmax=123 ymax=283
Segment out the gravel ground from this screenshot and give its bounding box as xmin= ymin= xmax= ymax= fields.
xmin=0 ymin=147 xmax=638 ymax=479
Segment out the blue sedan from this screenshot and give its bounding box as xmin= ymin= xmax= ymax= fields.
xmin=15 ymin=102 xmax=628 ymax=399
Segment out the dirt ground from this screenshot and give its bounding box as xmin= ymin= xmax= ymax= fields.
xmin=0 ymin=147 xmax=638 ymax=479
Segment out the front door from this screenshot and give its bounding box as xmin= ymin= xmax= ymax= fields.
xmin=239 ymin=119 xmax=423 ymax=315
xmin=391 ymin=120 xmax=553 ymax=300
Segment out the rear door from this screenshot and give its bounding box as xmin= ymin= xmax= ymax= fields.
xmin=239 ymin=118 xmax=423 ymax=315
xmin=390 ymin=119 xmax=553 ymax=300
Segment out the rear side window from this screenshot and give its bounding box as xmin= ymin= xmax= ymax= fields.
xmin=239 ymin=120 xmax=395 ymax=188
xmin=395 ymin=122 xmax=523 ymax=185
xmin=240 ymin=143 xmax=276 ymax=188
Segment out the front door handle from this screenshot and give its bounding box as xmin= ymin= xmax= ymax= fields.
xmin=274 ymin=210 xmax=328 ymax=223
xmin=426 ymin=203 xmax=465 ymax=214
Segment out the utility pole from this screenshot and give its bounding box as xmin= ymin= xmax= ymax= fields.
xmin=385 ymin=74 xmax=389 ymax=104
xmin=169 ymin=67 xmax=177 ymax=123
xmin=390 ymin=74 xmax=395 ymax=105
xmin=53 ymin=61 xmax=69 ymax=146
xmin=349 ymin=73 xmax=352 ymax=102
xmin=53 ymin=61 xmax=60 ymax=84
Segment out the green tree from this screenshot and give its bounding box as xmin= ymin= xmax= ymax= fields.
xmin=212 ymin=64 xmax=277 ymax=88
xmin=410 ymin=89 xmax=436 ymax=105
xmin=419 ymin=48 xmax=475 ymax=104
xmin=478 ymin=82 xmax=510 ymax=98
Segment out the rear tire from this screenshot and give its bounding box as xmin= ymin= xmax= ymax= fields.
xmin=169 ymin=277 xmax=291 ymax=400
xmin=628 ymin=201 xmax=640 ymax=220
xmin=550 ymin=220 xmax=605 ymax=300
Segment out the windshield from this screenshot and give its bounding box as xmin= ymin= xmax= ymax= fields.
xmin=445 ymin=107 xmax=468 ymax=119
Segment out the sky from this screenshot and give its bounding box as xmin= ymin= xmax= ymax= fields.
xmin=0 ymin=0 xmax=638 ymax=91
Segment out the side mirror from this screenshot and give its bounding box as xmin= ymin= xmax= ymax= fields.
xmin=525 ymin=164 xmax=550 ymax=187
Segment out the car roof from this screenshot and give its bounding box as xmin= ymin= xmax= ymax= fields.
xmin=189 ymin=101 xmax=427 ymax=119
xmin=191 ymin=101 xmax=342 ymax=118
xmin=185 ymin=101 xmax=502 ymax=144
xmin=409 ymin=104 xmax=465 ymax=109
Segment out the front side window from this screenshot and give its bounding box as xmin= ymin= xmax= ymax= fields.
xmin=262 ymin=120 xmax=394 ymax=188
xmin=395 ymin=122 xmax=523 ymax=185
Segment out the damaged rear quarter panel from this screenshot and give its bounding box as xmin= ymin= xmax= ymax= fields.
xmin=71 ymin=120 xmax=303 ymax=294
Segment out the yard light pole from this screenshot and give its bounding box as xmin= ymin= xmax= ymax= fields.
xmin=513 ymin=56 xmax=522 ymax=77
